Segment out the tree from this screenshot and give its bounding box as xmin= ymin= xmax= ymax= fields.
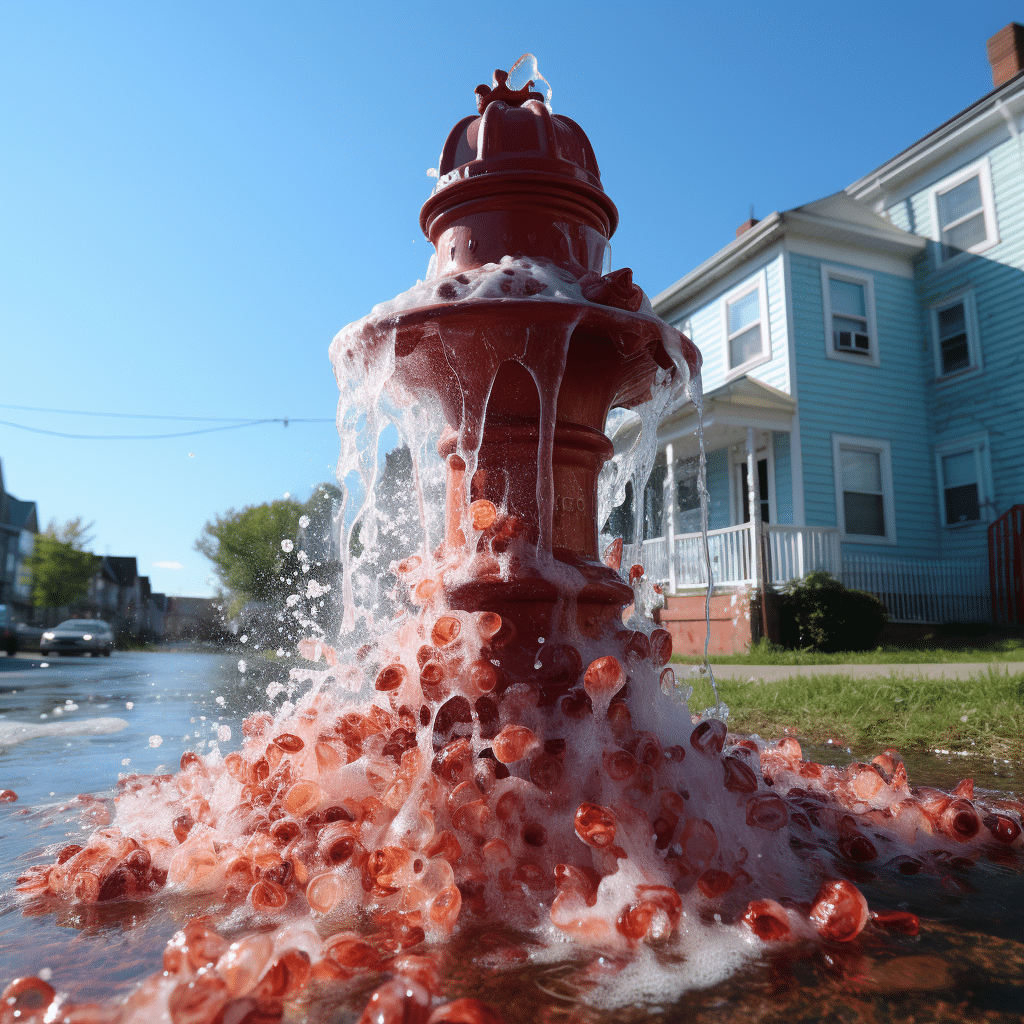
xmin=196 ymin=498 xmax=307 ymax=608
xmin=29 ymin=518 xmax=101 ymax=609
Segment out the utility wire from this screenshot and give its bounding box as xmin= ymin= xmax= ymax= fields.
xmin=0 ymin=402 xmax=333 ymax=424
xmin=0 ymin=417 xmax=333 ymax=440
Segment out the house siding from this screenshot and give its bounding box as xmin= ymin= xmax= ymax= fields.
xmin=670 ymin=251 xmax=791 ymax=396
xmin=773 ymin=431 xmax=793 ymax=524
xmin=885 ymin=129 xmax=1024 ymax=561
xmin=788 ymin=250 xmax=939 ymax=557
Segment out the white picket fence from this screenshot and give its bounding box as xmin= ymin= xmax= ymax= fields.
xmin=840 ymin=554 xmax=989 ymax=623
xmin=623 ymin=524 xmax=989 ymax=623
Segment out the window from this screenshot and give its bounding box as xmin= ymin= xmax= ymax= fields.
xmin=821 ymin=265 xmax=878 ymax=366
xmin=832 ymin=435 xmax=896 ymax=544
xmin=721 ymin=272 xmax=770 ymax=374
xmin=729 ymin=441 xmax=776 ymax=525
xmin=935 ymin=435 xmax=991 ymax=528
xmin=930 ymin=291 xmax=981 ymax=380
xmin=929 ymin=158 xmax=998 ymax=264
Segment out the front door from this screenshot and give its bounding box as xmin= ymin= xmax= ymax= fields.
xmin=738 ymin=458 xmax=770 ymax=524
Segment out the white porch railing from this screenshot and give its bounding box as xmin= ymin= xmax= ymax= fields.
xmin=622 ymin=524 xmax=989 ymax=623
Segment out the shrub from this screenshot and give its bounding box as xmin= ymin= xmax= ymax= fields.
xmin=777 ymin=571 xmax=888 ymax=653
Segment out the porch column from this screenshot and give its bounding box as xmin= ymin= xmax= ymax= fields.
xmin=746 ymin=427 xmax=762 ymax=591
xmin=664 ymin=443 xmax=676 ymax=594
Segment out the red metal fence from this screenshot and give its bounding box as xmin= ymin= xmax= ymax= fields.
xmin=989 ymin=504 xmax=1024 ymax=624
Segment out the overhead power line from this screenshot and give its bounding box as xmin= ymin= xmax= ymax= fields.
xmin=0 ymin=402 xmax=334 ymax=424
xmin=0 ymin=417 xmax=333 ymax=441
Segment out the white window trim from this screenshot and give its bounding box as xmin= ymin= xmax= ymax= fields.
xmin=927 ymin=156 xmax=999 ymax=267
xmin=728 ymin=436 xmax=777 ymax=526
xmin=929 ymin=288 xmax=983 ymax=383
xmin=720 ymin=270 xmax=771 ymax=379
xmin=820 ymin=264 xmax=879 ymax=367
xmin=934 ymin=432 xmax=994 ymax=529
xmin=832 ymin=434 xmax=897 ymax=545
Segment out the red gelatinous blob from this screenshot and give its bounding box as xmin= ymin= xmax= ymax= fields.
xmin=168 ymin=975 xmax=230 ymax=1024
xmin=426 ymin=997 xmax=506 ymax=1024
xmin=529 ymin=753 xmax=563 ymax=790
xmin=984 ymin=813 xmax=1022 ymax=844
xmin=491 ymin=725 xmax=536 ymax=764
xmin=559 ymin=690 xmax=593 ymax=719
xmin=216 ymin=933 xmax=275 ymax=995
xmin=255 ymin=949 xmax=312 ymax=1000
xmin=838 ymin=831 xmax=878 ymax=863
xmin=649 ymin=628 xmax=672 ymax=666
xmin=574 ymin=803 xmax=616 ymax=848
xmin=746 ymin=793 xmax=789 ymax=831
xmin=952 ymin=778 xmax=974 ymax=800
xmin=1 ymin=976 xmax=57 ymax=1017
xmin=425 ymin=830 xmax=463 ymax=864
xmin=615 ymin=900 xmax=658 ymax=940
xmin=583 ymin=656 xmax=623 ymax=695
xmin=376 ymin=664 xmax=408 ymax=691
xmin=870 ymin=909 xmax=921 ymax=936
xmin=554 ymin=864 xmax=600 ymax=906
xmin=603 ymin=749 xmax=638 ymax=781
xmin=431 ymin=616 xmax=462 ymax=647
xmin=809 ymin=879 xmax=870 ymax=942
xmin=628 ymin=564 xmax=645 ymax=583
xmin=306 ymin=871 xmax=344 ymax=914
xmin=249 ymin=880 xmax=288 ymax=912
xmin=652 ymin=810 xmax=678 ymax=849
xmin=173 ymin=813 xmax=195 ymax=844
xmin=679 ymin=818 xmax=718 ymax=869
xmin=620 ymin=630 xmax=651 ymax=660
xmin=451 ymin=799 xmax=491 ymax=838
xmin=323 ymin=933 xmax=382 ymax=972
xmin=390 ymin=953 xmax=441 ymax=996
xmin=468 ymin=660 xmax=498 ymax=694
xmin=939 ymin=797 xmax=981 ymax=842
xmin=742 ymin=899 xmax=791 ymax=941
xmin=469 ymin=500 xmax=498 ymax=530
xmin=273 ymin=733 xmax=305 ymax=753
xmin=697 ymin=869 xmax=733 ymax=898
xmin=475 ymin=611 xmax=503 ymax=640
xmin=357 ymin=978 xmax=431 ymax=1024
xmin=179 ymin=751 xmax=208 ymax=774
xmin=375 ymin=910 xmax=426 ymax=951
xmin=432 ymin=739 xmax=474 ymax=783
xmin=635 ymin=885 xmax=682 ymax=929
xmin=603 ymin=538 xmax=623 ymax=570
xmin=284 ymin=781 xmax=324 ymax=818
xmin=429 ymin=884 xmax=463 ymax=929
xmin=722 ymin=755 xmax=759 ymax=793
xmin=690 ymin=719 xmax=727 ymax=756
xmin=396 ymin=555 xmax=422 ymax=576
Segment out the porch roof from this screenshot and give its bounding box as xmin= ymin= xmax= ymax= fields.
xmin=609 ymin=375 xmax=796 ymax=459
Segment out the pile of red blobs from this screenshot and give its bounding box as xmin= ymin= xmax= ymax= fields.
xmin=7 ymin=549 xmax=1023 ymax=1024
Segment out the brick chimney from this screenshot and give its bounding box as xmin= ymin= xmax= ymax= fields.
xmin=736 ymin=205 xmax=759 ymax=238
xmin=987 ymin=23 xmax=1024 ymax=89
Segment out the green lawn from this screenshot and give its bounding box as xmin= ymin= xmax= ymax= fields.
xmin=680 ymin=667 xmax=1024 ymax=761
xmin=672 ymin=636 xmax=1024 ymax=666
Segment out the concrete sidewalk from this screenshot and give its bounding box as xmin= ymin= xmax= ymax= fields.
xmin=679 ymin=662 xmax=1024 ymax=682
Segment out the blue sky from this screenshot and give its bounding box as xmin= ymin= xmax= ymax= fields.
xmin=1 ymin=1 xmax=1018 ymax=598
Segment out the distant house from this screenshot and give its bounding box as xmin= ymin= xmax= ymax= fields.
xmin=0 ymin=457 xmax=38 ymax=621
xmin=621 ymin=24 xmax=1024 ymax=650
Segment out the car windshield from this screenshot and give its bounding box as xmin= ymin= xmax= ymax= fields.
xmin=58 ymin=620 xmax=98 ymax=629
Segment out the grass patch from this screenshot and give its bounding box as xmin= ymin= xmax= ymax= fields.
xmin=672 ymin=636 xmax=1024 ymax=665
xmin=681 ymin=667 xmax=1024 ymax=761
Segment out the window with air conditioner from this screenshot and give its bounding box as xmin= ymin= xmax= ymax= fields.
xmin=821 ymin=265 xmax=878 ymax=366
xmin=929 ymin=158 xmax=999 ymax=265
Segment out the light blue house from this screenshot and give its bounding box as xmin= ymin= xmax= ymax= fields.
xmin=623 ymin=23 xmax=1024 ymax=639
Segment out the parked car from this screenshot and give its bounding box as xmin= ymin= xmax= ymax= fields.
xmin=0 ymin=604 xmax=16 ymax=657
xmin=16 ymin=621 xmax=44 ymax=652
xmin=40 ymin=619 xmax=114 ymax=657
